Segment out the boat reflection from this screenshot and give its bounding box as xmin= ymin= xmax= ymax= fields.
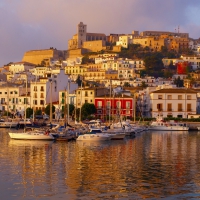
xmin=76 ymin=140 xmax=111 ymax=149
xmin=8 ymin=139 xmax=54 ymax=147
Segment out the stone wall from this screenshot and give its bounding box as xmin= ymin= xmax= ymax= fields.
xmin=22 ymin=49 xmax=65 ymax=65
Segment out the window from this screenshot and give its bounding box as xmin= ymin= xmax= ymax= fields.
xmin=40 ymin=100 xmax=44 ymax=105
xmin=97 ymin=101 xmax=102 ymax=108
xmin=126 ymin=101 xmax=130 ymax=108
xmin=116 ymin=101 xmax=121 ymax=108
xmin=187 ymin=95 xmax=191 ymax=100
xmin=167 ymin=103 xmax=172 ymax=111
xmin=178 ymin=103 xmax=182 ymax=111
xmin=107 ymin=101 xmax=111 ymax=108
xmin=167 ymin=95 xmax=172 ymax=100
xmin=187 ymin=104 xmax=192 ymax=111
xmin=158 ymin=95 xmax=163 ymax=99
xmin=178 ymin=95 xmax=182 ymax=100
xmin=157 ymin=103 xmax=163 ymax=111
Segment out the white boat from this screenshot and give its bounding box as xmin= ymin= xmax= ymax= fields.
xmin=76 ymin=133 xmax=111 ymax=141
xmin=89 ymin=127 xmax=125 ymax=140
xmin=149 ymin=116 xmax=189 ymax=131
xmin=0 ymin=119 xmax=18 ymax=128
xmin=9 ymin=128 xmax=55 ymax=140
xmin=197 ymin=127 xmax=200 ymax=131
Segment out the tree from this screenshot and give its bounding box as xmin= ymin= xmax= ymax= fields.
xmin=45 ymin=104 xmax=55 ymax=116
xmin=81 ymin=103 xmax=96 ymax=119
xmin=62 ymin=104 xmax=75 ymax=116
xmin=35 ymin=109 xmax=42 ymax=115
xmin=123 ymin=82 xmax=131 ymax=87
xmin=174 ymin=77 xmax=184 ymax=87
xmin=141 ymin=81 xmax=148 ymax=88
xmin=26 ymin=107 xmax=33 ymax=118
xmin=144 ymin=53 xmax=164 ymax=77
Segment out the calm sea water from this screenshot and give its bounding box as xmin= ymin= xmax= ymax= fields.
xmin=1 ymin=129 xmax=200 ymax=199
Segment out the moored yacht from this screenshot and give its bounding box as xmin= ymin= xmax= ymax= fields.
xmin=149 ymin=116 xmax=189 ymax=131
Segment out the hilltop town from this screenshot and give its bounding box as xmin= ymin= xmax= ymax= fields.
xmin=1 ymin=22 xmax=200 ymax=122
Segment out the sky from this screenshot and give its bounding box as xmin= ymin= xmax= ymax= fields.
xmin=0 ymin=0 xmax=200 ymax=67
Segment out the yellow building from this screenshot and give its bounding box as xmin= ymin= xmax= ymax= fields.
xmin=83 ymin=70 xmax=106 ymax=81
xmin=22 ymin=49 xmax=65 ymax=65
xmin=133 ymin=36 xmax=165 ymax=51
xmin=75 ymin=87 xmax=109 ymax=109
xmin=68 ymin=22 xmax=106 ymax=50
xmin=82 ymin=40 xmax=106 ymax=52
xmin=65 ymin=65 xmax=87 ymax=76
xmin=167 ymin=37 xmax=189 ymax=52
xmin=140 ymin=31 xmax=189 ymax=38
xmin=105 ymin=71 xmax=118 ymax=79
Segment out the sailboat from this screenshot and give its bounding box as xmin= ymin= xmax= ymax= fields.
xmin=8 ymin=76 xmax=55 ymax=140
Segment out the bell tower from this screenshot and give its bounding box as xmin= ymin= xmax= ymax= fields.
xmin=77 ymin=22 xmax=87 ymax=48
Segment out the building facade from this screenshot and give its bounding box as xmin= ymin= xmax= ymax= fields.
xmin=150 ymin=88 xmax=197 ymax=118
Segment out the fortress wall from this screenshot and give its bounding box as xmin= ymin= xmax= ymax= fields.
xmin=22 ymin=49 xmax=64 ymax=65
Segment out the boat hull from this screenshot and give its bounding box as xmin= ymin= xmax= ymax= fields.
xmin=148 ymin=126 xmax=189 ymax=131
xmin=0 ymin=122 xmax=18 ymax=128
xmin=76 ymin=134 xmax=111 ymax=141
xmin=9 ymin=132 xmax=55 ymax=140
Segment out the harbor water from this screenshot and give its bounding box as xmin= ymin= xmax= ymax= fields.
xmin=1 ymin=129 xmax=200 ymax=199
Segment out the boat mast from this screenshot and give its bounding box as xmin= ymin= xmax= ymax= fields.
xmin=134 ymin=93 xmax=136 ymax=123
xmin=49 ymin=79 xmax=53 ymax=124
xmin=109 ymin=79 xmax=111 ymax=125
xmin=67 ymin=78 xmax=70 ymax=125
xmin=79 ymin=79 xmax=82 ymax=122
xmin=64 ymin=86 xmax=67 ymax=127
xmin=24 ymin=75 xmax=27 ymax=130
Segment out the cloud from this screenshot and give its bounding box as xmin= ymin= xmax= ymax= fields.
xmin=0 ymin=0 xmax=200 ymax=66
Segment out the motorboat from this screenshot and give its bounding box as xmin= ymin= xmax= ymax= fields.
xmin=76 ymin=133 xmax=111 ymax=141
xmin=148 ymin=116 xmax=189 ymax=131
xmin=0 ymin=118 xmax=18 ymax=128
xmin=89 ymin=127 xmax=125 ymax=140
xmin=8 ymin=128 xmax=55 ymax=140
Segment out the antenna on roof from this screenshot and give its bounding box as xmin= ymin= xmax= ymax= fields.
xmin=178 ymin=25 xmax=180 ymax=33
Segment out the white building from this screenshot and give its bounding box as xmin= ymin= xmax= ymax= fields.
xmin=116 ymin=35 xmax=132 ymax=48
xmin=180 ymin=55 xmax=200 ymax=70
xmin=150 ymin=88 xmax=197 ymax=118
xmin=30 ymin=69 xmax=78 ymax=112
xmin=9 ymin=62 xmax=35 ymax=74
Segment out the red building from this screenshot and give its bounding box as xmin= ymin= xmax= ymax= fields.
xmin=95 ymin=94 xmax=134 ymax=120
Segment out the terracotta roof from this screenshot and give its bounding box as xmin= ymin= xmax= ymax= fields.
xmin=151 ymin=88 xmax=197 ymax=94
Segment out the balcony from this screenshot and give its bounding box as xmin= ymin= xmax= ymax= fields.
xmin=187 ymin=109 xmax=192 ymax=112
xmin=178 ymin=109 xmax=183 ymax=111
xmin=167 ymin=109 xmax=172 ymax=111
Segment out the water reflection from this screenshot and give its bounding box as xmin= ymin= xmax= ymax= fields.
xmin=1 ymin=130 xmax=200 ymax=199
